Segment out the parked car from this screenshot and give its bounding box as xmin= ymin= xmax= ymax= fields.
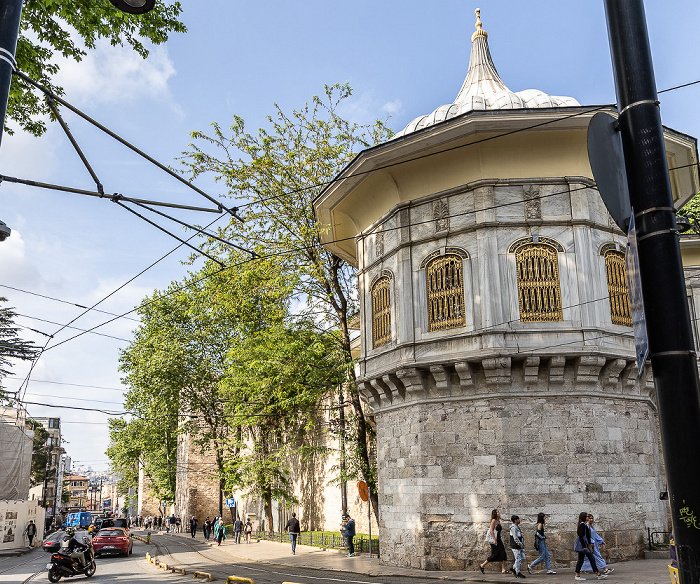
xmin=92 ymin=527 xmax=133 ymax=557
xmin=42 ymin=531 xmax=68 ymax=553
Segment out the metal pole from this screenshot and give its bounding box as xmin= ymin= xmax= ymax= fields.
xmin=604 ymin=2 xmax=700 ymax=583
xmin=368 ymin=491 xmax=372 ymax=558
xmin=0 ymin=0 xmax=22 ymax=147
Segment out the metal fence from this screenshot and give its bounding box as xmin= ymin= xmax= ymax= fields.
xmin=232 ymin=529 xmax=378 ymax=554
xmin=647 ymin=527 xmax=672 ymax=550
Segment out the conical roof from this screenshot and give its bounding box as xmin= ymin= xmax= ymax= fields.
xmin=393 ymin=9 xmax=580 ymax=139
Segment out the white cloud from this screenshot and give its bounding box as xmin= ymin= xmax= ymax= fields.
xmin=382 ymin=98 xmax=404 ymax=116
xmin=55 ymin=41 xmax=180 ymax=113
xmin=0 ymin=229 xmax=45 ymax=291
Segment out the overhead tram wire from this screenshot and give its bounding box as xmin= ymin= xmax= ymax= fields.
xmin=15 ymin=312 xmax=131 ymax=343
xmin=0 ymin=284 xmax=140 ymax=323
xmin=12 ymin=69 xmax=242 ymax=221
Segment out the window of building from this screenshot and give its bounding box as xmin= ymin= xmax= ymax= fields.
xmin=426 ymin=254 xmax=466 ymax=331
xmin=604 ymin=249 xmax=632 ymax=326
xmin=515 ymin=244 xmax=563 ymax=322
xmin=48 ymin=418 xmax=60 ymax=429
xmin=371 ymin=275 xmax=392 ymax=348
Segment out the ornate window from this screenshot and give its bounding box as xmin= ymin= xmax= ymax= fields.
xmin=603 ymin=250 xmax=632 ymax=326
xmin=515 ymin=244 xmax=563 ymax=322
xmin=426 ymin=254 xmax=466 ymax=331
xmin=372 ymin=275 xmax=392 ymax=348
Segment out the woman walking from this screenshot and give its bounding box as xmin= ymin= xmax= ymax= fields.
xmin=480 ymin=509 xmax=508 ymax=574
xmin=574 ymin=512 xmax=607 ymax=581
xmin=527 ymin=512 xmax=556 ymax=574
xmin=581 ymin=515 xmax=613 ymax=574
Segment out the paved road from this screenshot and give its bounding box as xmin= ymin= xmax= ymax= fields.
xmin=0 ymin=539 xmax=166 ymax=584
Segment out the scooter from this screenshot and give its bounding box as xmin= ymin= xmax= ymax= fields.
xmin=46 ymin=538 xmax=96 ymax=582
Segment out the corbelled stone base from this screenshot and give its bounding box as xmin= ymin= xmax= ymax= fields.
xmin=363 ymin=356 xmax=666 ymax=569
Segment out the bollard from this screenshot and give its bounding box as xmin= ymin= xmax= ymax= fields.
xmin=226 ymin=577 xmax=255 ymax=584
xmin=192 ymin=571 xmax=214 ymax=582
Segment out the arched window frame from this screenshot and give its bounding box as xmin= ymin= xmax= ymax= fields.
xmin=508 ymin=237 xmax=564 ymax=322
xmin=371 ymin=271 xmax=393 ymax=348
xmin=600 ymin=243 xmax=632 ymax=327
xmin=421 ymin=248 xmax=469 ymax=332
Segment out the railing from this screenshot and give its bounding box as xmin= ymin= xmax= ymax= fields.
xmin=249 ymin=529 xmax=379 ymax=555
xmin=647 ymin=527 xmax=672 ymax=550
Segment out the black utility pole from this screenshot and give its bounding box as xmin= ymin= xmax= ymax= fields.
xmin=604 ymin=2 xmax=700 ymax=582
xmin=0 ymin=0 xmax=22 ymax=147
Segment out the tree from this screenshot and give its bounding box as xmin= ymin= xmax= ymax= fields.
xmin=0 ymin=296 xmax=38 ymax=398
xmin=180 ymin=83 xmax=393 ymax=521
xmin=28 ymin=418 xmax=50 ymax=487
xmin=679 ymin=192 xmax=700 ymax=233
xmin=9 ymin=0 xmax=186 ymax=136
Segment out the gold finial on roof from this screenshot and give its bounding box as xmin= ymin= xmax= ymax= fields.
xmin=472 ymin=8 xmax=488 ymax=41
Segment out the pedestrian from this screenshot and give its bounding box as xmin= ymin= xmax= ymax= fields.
xmin=190 ymin=515 xmax=198 ymax=538
xmin=509 ymin=515 xmax=526 ymax=578
xmin=581 ymin=515 xmax=614 ymax=575
xmin=285 ymin=512 xmax=301 ymax=555
xmin=574 ymin=511 xmax=607 ymax=581
xmin=234 ymin=517 xmax=243 ymax=544
xmin=169 ymin=514 xmax=176 ymax=534
xmin=528 ymin=512 xmax=557 ymax=574
xmin=25 ymin=520 xmax=37 ymax=547
xmin=215 ymin=518 xmax=227 ymax=546
xmin=480 ymin=509 xmax=508 ymax=574
xmin=244 ymin=518 xmax=253 ymax=543
xmin=343 ymin=513 xmax=356 ymax=557
xmin=176 ymin=516 xmax=181 ymax=533
xmin=203 ymin=517 xmax=212 ymax=540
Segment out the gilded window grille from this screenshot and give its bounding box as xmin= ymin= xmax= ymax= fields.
xmin=426 ymin=254 xmax=466 ymax=331
xmin=604 ymin=250 xmax=632 ymax=326
xmin=516 ymin=244 xmax=563 ymax=322
xmin=372 ymin=276 xmax=392 ymax=348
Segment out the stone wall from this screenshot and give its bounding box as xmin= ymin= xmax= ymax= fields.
xmin=373 ymin=362 xmax=665 ymax=569
xmin=175 ymin=433 xmax=221 ymax=523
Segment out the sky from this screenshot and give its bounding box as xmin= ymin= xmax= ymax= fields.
xmin=1 ymin=0 xmax=699 ymax=476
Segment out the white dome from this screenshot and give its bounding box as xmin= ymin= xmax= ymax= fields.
xmin=393 ymin=9 xmax=580 ymax=139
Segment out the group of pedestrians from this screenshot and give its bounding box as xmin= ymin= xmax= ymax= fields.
xmin=479 ymin=509 xmax=613 ymax=581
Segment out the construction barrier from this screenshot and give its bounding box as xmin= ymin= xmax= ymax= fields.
xmin=192 ymin=571 xmax=214 ymax=582
xmin=226 ymin=577 xmax=255 ymax=584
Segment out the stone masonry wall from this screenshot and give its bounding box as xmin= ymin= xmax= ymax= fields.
xmin=376 ymin=387 xmax=665 ymax=570
xmin=175 ymin=433 xmax=221 ymax=524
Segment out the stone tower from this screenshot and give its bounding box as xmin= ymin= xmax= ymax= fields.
xmin=314 ymin=10 xmax=699 ymax=571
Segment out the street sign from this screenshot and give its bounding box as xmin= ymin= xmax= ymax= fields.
xmin=357 ymin=481 xmax=369 ymax=502
xmin=626 ymin=211 xmax=649 ymax=376
xmin=587 ymin=112 xmax=632 ymax=233
xmin=225 ymin=498 xmax=236 ymax=508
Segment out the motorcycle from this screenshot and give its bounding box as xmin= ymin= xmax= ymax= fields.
xmin=46 ymin=536 xmax=96 ymax=582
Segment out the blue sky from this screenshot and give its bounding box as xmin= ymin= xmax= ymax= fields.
xmin=1 ymin=0 xmax=698 ymax=474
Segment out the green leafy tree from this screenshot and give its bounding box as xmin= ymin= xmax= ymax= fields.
xmin=0 ymin=296 xmax=38 ymax=398
xmin=10 ymin=0 xmax=186 ymax=136
xmin=180 ymin=83 xmax=392 ymax=521
xmin=28 ymin=418 xmax=50 ymax=487
xmin=679 ymin=192 xmax=700 ymax=233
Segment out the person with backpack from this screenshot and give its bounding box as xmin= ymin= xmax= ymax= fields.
xmin=528 ymin=512 xmax=557 ymax=574
xmin=509 ymin=515 xmax=526 ymax=578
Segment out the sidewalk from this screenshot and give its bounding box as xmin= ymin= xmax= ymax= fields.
xmin=162 ymin=530 xmax=674 ymax=584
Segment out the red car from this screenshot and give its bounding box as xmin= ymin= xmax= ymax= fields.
xmin=91 ymin=527 xmax=133 ymax=556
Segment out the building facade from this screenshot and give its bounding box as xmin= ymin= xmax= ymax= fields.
xmin=314 ymin=11 xmax=698 ymax=570
xmin=64 ymin=475 xmax=88 ymax=509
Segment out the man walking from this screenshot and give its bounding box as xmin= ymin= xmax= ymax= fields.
xmin=344 ymin=513 xmax=356 ymax=557
xmin=190 ymin=515 xmax=198 ymax=538
xmin=509 ymin=515 xmax=526 ymax=578
xmin=25 ymin=520 xmax=37 ymax=547
xmin=234 ymin=517 xmax=243 ymax=544
xmin=285 ymin=513 xmax=301 ymax=555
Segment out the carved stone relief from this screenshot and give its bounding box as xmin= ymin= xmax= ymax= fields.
xmin=523 ymin=184 xmax=542 ymax=220
xmin=433 ymin=199 xmax=449 ymax=232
